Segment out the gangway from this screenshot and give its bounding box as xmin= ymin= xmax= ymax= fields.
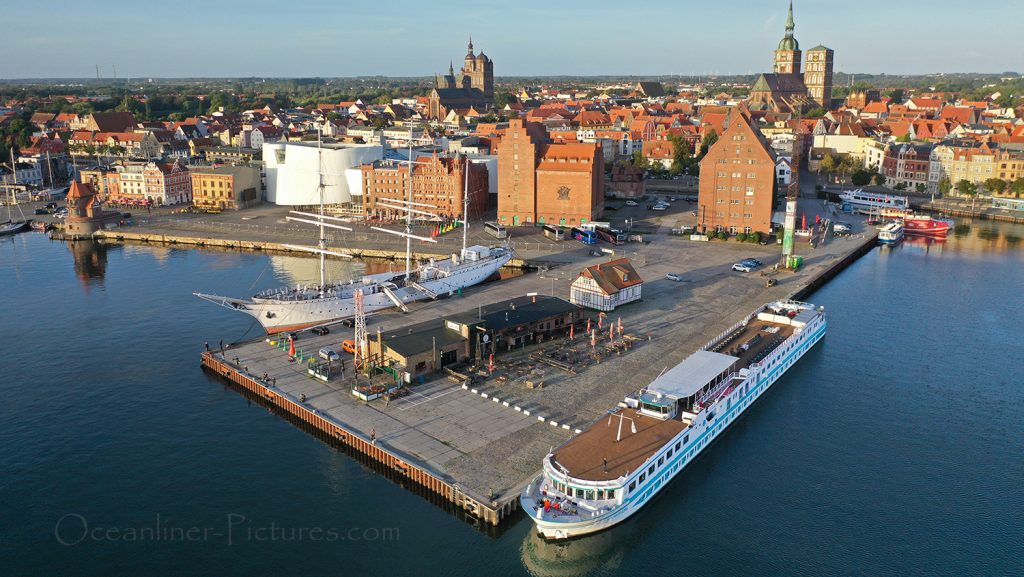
xmin=408 ymin=281 xmax=438 ymax=300
xmin=380 ymin=284 xmax=410 ymax=312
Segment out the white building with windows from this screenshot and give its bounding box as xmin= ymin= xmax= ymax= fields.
xmin=570 ymin=258 xmax=643 ymax=312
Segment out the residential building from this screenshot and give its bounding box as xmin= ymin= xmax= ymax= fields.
xmin=570 ymin=258 xmax=643 ymax=312
xmin=929 ymin=143 xmax=997 ymax=193
xmin=882 ymin=144 xmax=933 ymax=192
xmin=79 ymin=167 xmax=120 ymax=200
xmin=360 ymin=154 xmax=488 ymax=220
xmin=497 ymin=119 xmax=604 ymax=227
xmin=190 ymin=165 xmax=262 ymax=210
xmin=697 ymin=110 xmax=777 ymax=235
xmin=143 ymin=160 xmax=192 ymax=205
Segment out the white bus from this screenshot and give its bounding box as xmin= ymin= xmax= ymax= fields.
xmin=484 ymin=221 xmax=508 ymax=239
xmin=542 ymin=224 xmax=565 ymax=240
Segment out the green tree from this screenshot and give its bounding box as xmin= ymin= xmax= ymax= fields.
xmin=668 ymin=133 xmax=694 ymax=175
xmin=984 ymin=178 xmax=1007 ymax=195
xmin=938 ymin=176 xmax=952 ymax=195
xmin=631 ymin=150 xmax=650 ymax=171
xmin=894 ymin=182 xmax=908 ymax=191
xmin=803 ymin=107 xmax=827 ymax=118
xmin=850 ymin=170 xmax=872 ymax=186
xmin=915 ymin=183 xmax=927 ymax=194
xmin=956 ymin=179 xmax=977 ymax=197
xmin=818 ymin=153 xmax=837 ymax=175
xmin=1011 ymin=178 xmax=1024 ymax=198
xmin=699 ymin=129 xmax=718 ymax=158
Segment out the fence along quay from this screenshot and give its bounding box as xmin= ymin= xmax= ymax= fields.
xmin=199 ymin=350 xmax=520 ymax=527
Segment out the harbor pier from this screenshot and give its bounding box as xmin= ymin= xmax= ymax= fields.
xmin=194 ymin=205 xmax=879 ymax=527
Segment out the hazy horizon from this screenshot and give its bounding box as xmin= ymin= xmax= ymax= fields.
xmin=2 ymin=0 xmax=1021 ymax=79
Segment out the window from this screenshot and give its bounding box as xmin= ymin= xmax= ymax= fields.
xmin=628 ymin=481 xmax=636 ymax=493
xmin=648 ymin=465 xmax=655 ymax=475
xmin=658 ymin=456 xmax=664 ymax=467
xmin=639 ymin=473 xmax=646 ymax=483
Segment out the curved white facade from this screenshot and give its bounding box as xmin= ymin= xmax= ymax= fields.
xmin=264 ymin=142 xmax=383 ymax=205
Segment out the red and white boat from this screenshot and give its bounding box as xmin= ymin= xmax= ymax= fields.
xmin=902 ymin=214 xmax=954 ymax=236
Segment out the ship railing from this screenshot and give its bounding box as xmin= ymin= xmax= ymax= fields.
xmin=703 ymin=313 xmax=755 ymax=352
xmin=696 ymin=371 xmax=739 ymax=406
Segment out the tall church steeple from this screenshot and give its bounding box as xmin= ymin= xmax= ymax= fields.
xmin=773 ymin=0 xmax=802 ymax=75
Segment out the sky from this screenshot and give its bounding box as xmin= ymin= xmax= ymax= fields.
xmin=1 ymin=0 xmax=1021 ymax=79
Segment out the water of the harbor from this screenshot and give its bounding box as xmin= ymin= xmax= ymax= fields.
xmin=2 ymin=223 xmax=1022 ymax=577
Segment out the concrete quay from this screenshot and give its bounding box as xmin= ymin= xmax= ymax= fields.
xmin=199 ymin=200 xmax=879 ymax=527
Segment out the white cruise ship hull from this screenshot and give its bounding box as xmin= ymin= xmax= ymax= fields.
xmin=523 ymin=305 xmax=827 ymax=540
xmin=197 ymin=251 xmax=513 ymax=333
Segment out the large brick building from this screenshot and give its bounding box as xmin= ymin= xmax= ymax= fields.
xmin=497 ymin=119 xmax=604 ymax=227
xmin=748 ymin=2 xmax=834 ymax=113
xmin=361 ymin=154 xmax=488 ymax=220
xmin=697 ymin=111 xmax=777 ymax=235
xmin=427 ymin=38 xmax=494 ymax=120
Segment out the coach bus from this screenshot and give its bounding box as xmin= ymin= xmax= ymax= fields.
xmin=570 ymin=227 xmax=597 ymax=245
xmin=484 ymin=221 xmax=508 ymax=239
xmin=542 ymin=224 xmax=565 ymax=241
xmin=594 ymin=226 xmax=626 ymax=245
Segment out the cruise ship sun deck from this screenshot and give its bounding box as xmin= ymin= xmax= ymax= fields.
xmin=551 ymin=315 xmax=798 ymax=483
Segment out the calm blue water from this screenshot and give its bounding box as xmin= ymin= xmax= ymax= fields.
xmin=1 ymin=224 xmax=1022 ymax=577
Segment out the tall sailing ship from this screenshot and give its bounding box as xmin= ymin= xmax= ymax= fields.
xmin=195 ymin=148 xmax=512 ymax=333
xmin=521 ymin=300 xmax=827 ymax=539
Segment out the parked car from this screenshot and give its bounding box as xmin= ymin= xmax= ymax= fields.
xmin=625 ymin=200 xmax=639 ymax=206
xmin=45 ymin=202 xmax=58 ymax=209
xmin=53 ymin=209 xmax=69 ymax=219
xmin=341 ymin=339 xmax=356 ymax=354
xmin=319 ymin=347 xmax=340 ymax=362
xmin=604 ymin=205 xmax=617 ymax=211
xmin=668 ymin=196 xmax=678 ymax=202
xmin=732 ymin=261 xmax=760 ymax=273
xmin=311 ymin=326 xmax=330 ymax=335
xmin=34 ymin=208 xmax=50 ymax=215
xmin=833 ymin=222 xmax=852 ymax=234
xmin=665 ymin=273 xmax=684 ymax=282
xmin=651 ymin=204 xmax=667 ymax=211
xmin=743 ymin=258 xmax=763 ymax=266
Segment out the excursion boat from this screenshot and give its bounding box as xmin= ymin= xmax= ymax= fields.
xmin=838 ymin=190 xmax=909 ymax=214
xmin=902 ymin=214 xmax=954 ymax=236
xmin=878 ymin=222 xmax=905 ymax=245
xmin=521 ymin=300 xmax=827 ymax=540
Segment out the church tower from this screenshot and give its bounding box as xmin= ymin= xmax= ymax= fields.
xmin=804 ymin=45 xmax=834 ymax=108
xmin=773 ymin=1 xmax=802 ymax=75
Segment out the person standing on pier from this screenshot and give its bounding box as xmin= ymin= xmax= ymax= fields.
xmin=370 ymin=428 xmax=376 ymax=444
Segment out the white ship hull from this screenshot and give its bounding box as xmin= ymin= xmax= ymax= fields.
xmin=196 ymin=249 xmax=513 ymax=333
xmin=522 ymin=303 xmax=827 ymax=539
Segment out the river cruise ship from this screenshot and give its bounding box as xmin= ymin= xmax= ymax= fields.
xmin=522 ymin=300 xmax=827 ymax=539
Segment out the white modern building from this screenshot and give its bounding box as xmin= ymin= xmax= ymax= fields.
xmin=263 ymin=141 xmax=384 ymax=206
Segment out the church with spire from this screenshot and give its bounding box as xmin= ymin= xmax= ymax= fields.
xmin=427 ymin=38 xmax=495 ymax=120
xmin=748 ymin=2 xmax=834 ymax=114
